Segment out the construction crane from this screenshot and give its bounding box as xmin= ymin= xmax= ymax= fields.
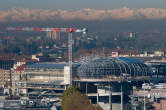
xmin=6 ymin=27 xmax=87 ymax=86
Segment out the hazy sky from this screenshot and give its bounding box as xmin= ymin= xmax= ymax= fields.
xmin=0 ymin=0 xmax=166 ymax=10
xmin=0 ymin=0 xmax=166 ymax=23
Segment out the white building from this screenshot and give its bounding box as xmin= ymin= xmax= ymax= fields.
xmin=154 ymin=51 xmax=165 ymax=56
xmin=14 ymin=63 xmax=71 ymax=95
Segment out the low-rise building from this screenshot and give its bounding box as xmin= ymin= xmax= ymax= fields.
xmin=14 ymin=63 xmax=71 ymax=95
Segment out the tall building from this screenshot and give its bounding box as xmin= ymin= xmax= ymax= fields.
xmin=129 ymin=32 xmax=136 ymax=38
xmin=52 ymin=32 xmax=57 ymax=40
xmin=46 ymin=31 xmax=52 ymax=39
xmin=46 ymin=31 xmax=57 ymax=40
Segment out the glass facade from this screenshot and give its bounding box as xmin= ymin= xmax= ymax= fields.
xmin=77 ymin=57 xmax=151 ymax=79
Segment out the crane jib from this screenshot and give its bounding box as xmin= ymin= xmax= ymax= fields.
xmin=6 ymin=27 xmax=87 ymax=34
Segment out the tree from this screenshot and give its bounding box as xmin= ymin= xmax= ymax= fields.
xmin=62 ymin=86 xmax=103 ymax=110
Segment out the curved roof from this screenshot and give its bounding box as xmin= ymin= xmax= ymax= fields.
xmin=77 ymin=57 xmax=151 ymax=79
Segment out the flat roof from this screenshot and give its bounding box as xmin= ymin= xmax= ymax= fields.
xmin=26 ymin=63 xmax=68 ymax=69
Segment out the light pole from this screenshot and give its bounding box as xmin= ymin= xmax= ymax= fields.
xmin=109 ymin=84 xmax=112 ymax=110
xmin=144 ymin=88 xmax=146 ymax=110
xmin=121 ymin=82 xmax=123 ymax=110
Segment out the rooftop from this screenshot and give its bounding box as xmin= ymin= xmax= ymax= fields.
xmin=26 ymin=63 xmax=68 ymax=69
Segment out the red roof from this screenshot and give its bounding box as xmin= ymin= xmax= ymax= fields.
xmin=15 ymin=65 xmax=26 ymax=71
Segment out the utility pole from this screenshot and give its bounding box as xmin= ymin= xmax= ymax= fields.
xmin=144 ymin=88 xmax=146 ymax=110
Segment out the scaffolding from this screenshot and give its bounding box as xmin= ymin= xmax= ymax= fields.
xmin=77 ymin=56 xmax=151 ymax=80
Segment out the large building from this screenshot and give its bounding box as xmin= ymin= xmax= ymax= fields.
xmin=14 ymin=63 xmax=71 ymax=96
xmin=76 ymin=57 xmax=151 ymax=81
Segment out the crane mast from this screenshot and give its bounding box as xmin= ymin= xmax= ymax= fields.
xmin=7 ymin=27 xmax=87 ymax=86
xmin=68 ymin=33 xmax=72 ymax=86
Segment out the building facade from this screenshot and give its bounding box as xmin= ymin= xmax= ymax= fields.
xmin=14 ymin=63 xmax=71 ymax=95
